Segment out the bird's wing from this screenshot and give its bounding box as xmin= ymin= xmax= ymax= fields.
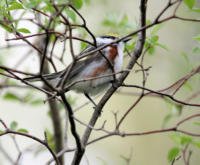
xmin=60 ymin=44 xmax=106 ymax=79
xmin=60 ymin=51 xmax=101 ymax=80
xmin=78 ymin=44 xmax=96 ymax=57
xmin=24 ymin=44 xmax=106 ymax=83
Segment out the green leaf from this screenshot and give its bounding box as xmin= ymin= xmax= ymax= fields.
xmin=192 ymin=141 xmax=200 ymax=148
xmin=42 ymin=1 xmax=54 ymax=13
xmin=193 ymin=35 xmax=200 ymax=42
xmin=193 ymin=121 xmax=200 ymax=126
xmin=80 ymin=41 xmax=88 ymax=50
xmin=164 ymin=98 xmax=183 ymax=116
xmin=171 ymin=133 xmax=192 ymax=146
xmin=151 ymin=24 xmax=162 ymax=35
xmin=102 ymin=13 xmax=135 ymax=34
xmin=30 ymin=99 xmax=43 ymax=106
xmin=162 ymin=114 xmax=172 ymax=128
xmin=171 ymin=104 xmax=183 ymax=116
xmin=0 ymin=24 xmax=13 ymax=32
xmin=7 ymin=1 xmax=24 ymax=11
xmin=45 ymin=129 xmax=55 ymax=151
xmin=17 ymin=128 xmax=29 ymax=133
xmin=183 ymin=81 xmax=193 ymax=91
xmin=49 ymin=34 xmax=56 ymax=42
xmin=119 ymin=15 xmax=129 ymax=27
xmin=156 ymin=43 xmax=168 ymax=51
xmin=84 ymin=0 xmax=90 ymax=5
xmin=181 ymin=52 xmax=190 ymax=63
xmin=184 ymin=0 xmax=195 ymax=9
xmin=125 ymin=41 xmax=135 ymax=51
xmin=192 ymin=47 xmax=200 ymax=53
xmin=67 ymin=95 xmax=76 ymax=105
xmin=71 ymin=0 xmax=83 ymax=9
xmin=57 ymin=0 xmax=68 ymax=4
xmin=180 ymin=135 xmax=192 ymax=145
xmin=148 ymin=46 xmax=155 ymax=55
xmin=3 ymin=92 xmax=20 ymax=101
xmin=151 ymin=35 xmax=159 ymax=43
xmin=10 ymin=121 xmax=18 ymax=130
xmin=102 ymin=14 xmax=117 ymax=27
xmin=65 ymin=9 xmax=76 ymax=22
xmin=145 ymin=35 xmax=160 ymax=55
xmin=23 ymin=0 xmax=41 ymax=9
xmin=17 ymin=28 xmax=31 ymax=34
xmin=192 ymin=7 xmax=200 ymax=12
xmin=168 ymin=147 xmax=180 ymax=162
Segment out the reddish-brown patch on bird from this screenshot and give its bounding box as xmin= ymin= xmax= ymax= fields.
xmin=108 ymin=45 xmax=118 ymax=61
xmin=86 ymin=46 xmax=118 ymax=78
xmin=87 ymin=64 xmax=108 ymax=78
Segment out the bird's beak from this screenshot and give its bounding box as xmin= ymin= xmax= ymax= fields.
xmin=122 ymin=36 xmax=132 ymax=43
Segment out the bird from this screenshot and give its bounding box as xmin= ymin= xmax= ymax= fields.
xmin=25 ymin=35 xmax=131 ymax=103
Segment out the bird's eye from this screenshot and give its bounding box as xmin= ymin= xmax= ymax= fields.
xmin=100 ymin=35 xmax=117 ymax=40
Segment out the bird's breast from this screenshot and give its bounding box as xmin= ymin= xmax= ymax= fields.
xmin=108 ymin=45 xmax=118 ymax=62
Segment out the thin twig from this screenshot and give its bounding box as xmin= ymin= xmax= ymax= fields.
xmin=0 ymin=120 xmax=60 ymax=165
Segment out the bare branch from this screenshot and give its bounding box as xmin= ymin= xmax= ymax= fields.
xmin=60 ymin=93 xmax=84 ymax=165
xmin=0 ymin=120 xmax=60 ymax=165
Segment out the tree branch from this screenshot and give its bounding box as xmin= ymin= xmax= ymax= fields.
xmin=70 ymin=0 xmax=147 ymax=164
xmin=0 ymin=119 xmax=60 ymax=165
xmin=60 ymin=93 xmax=84 ymax=165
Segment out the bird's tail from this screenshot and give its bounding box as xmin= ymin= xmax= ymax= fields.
xmin=23 ymin=71 xmax=64 ymax=83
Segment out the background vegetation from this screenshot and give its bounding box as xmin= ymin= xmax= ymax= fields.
xmin=0 ymin=0 xmax=200 ymax=164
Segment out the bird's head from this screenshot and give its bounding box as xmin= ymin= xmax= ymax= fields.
xmin=96 ymin=34 xmax=131 ymax=45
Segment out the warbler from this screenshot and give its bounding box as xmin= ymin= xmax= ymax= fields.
xmin=25 ymin=35 xmax=130 ymax=97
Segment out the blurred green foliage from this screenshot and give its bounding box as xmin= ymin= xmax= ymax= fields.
xmin=0 ymin=0 xmax=200 ymax=164
xmin=10 ymin=121 xmax=29 ymax=133
xmin=168 ymin=133 xmax=200 ymax=162
xmin=3 ymin=90 xmax=44 ymax=106
xmin=102 ymin=13 xmax=136 ymax=35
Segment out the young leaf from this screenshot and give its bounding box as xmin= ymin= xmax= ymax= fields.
xmin=170 ymin=133 xmax=193 ymax=146
xmin=23 ymin=0 xmax=41 ymax=9
xmin=45 ymin=129 xmax=55 ymax=151
xmin=183 ymin=0 xmax=195 ymax=9
xmin=192 ymin=47 xmax=200 ymax=53
xmin=151 ymin=24 xmax=162 ymax=35
xmin=168 ymin=147 xmax=180 ymax=162
xmin=192 ymin=8 xmax=200 ymax=12
xmin=151 ymin=35 xmax=159 ymax=43
xmin=65 ymin=9 xmax=76 ymax=22
xmin=30 ymin=99 xmax=43 ymax=106
xmin=193 ymin=34 xmax=200 ymax=42
xmin=180 ymin=135 xmax=192 ymax=145
xmin=17 ymin=28 xmax=31 ymax=34
xmin=10 ymin=121 xmax=18 ymax=130
xmin=119 ymin=15 xmax=129 ymax=27
xmin=42 ymin=1 xmax=54 ymax=13
xmin=7 ymin=2 xmax=24 ymax=11
xmin=183 ymin=81 xmax=193 ymax=91
xmin=193 ymin=121 xmax=200 ymax=126
xmin=0 ymin=24 xmax=13 ymax=32
xmin=72 ymin=0 xmax=83 ymax=9
xmin=192 ymin=141 xmax=200 ymax=148
xmin=162 ymin=114 xmax=172 ymax=128
xmin=80 ymin=41 xmax=88 ymax=50
xmin=171 ymin=104 xmax=183 ymax=116
xmin=156 ymin=43 xmax=168 ymax=51
xmin=84 ymin=0 xmax=90 ymax=5
xmin=3 ymin=92 xmax=21 ymax=101
xmin=17 ymin=128 xmax=29 ymax=133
